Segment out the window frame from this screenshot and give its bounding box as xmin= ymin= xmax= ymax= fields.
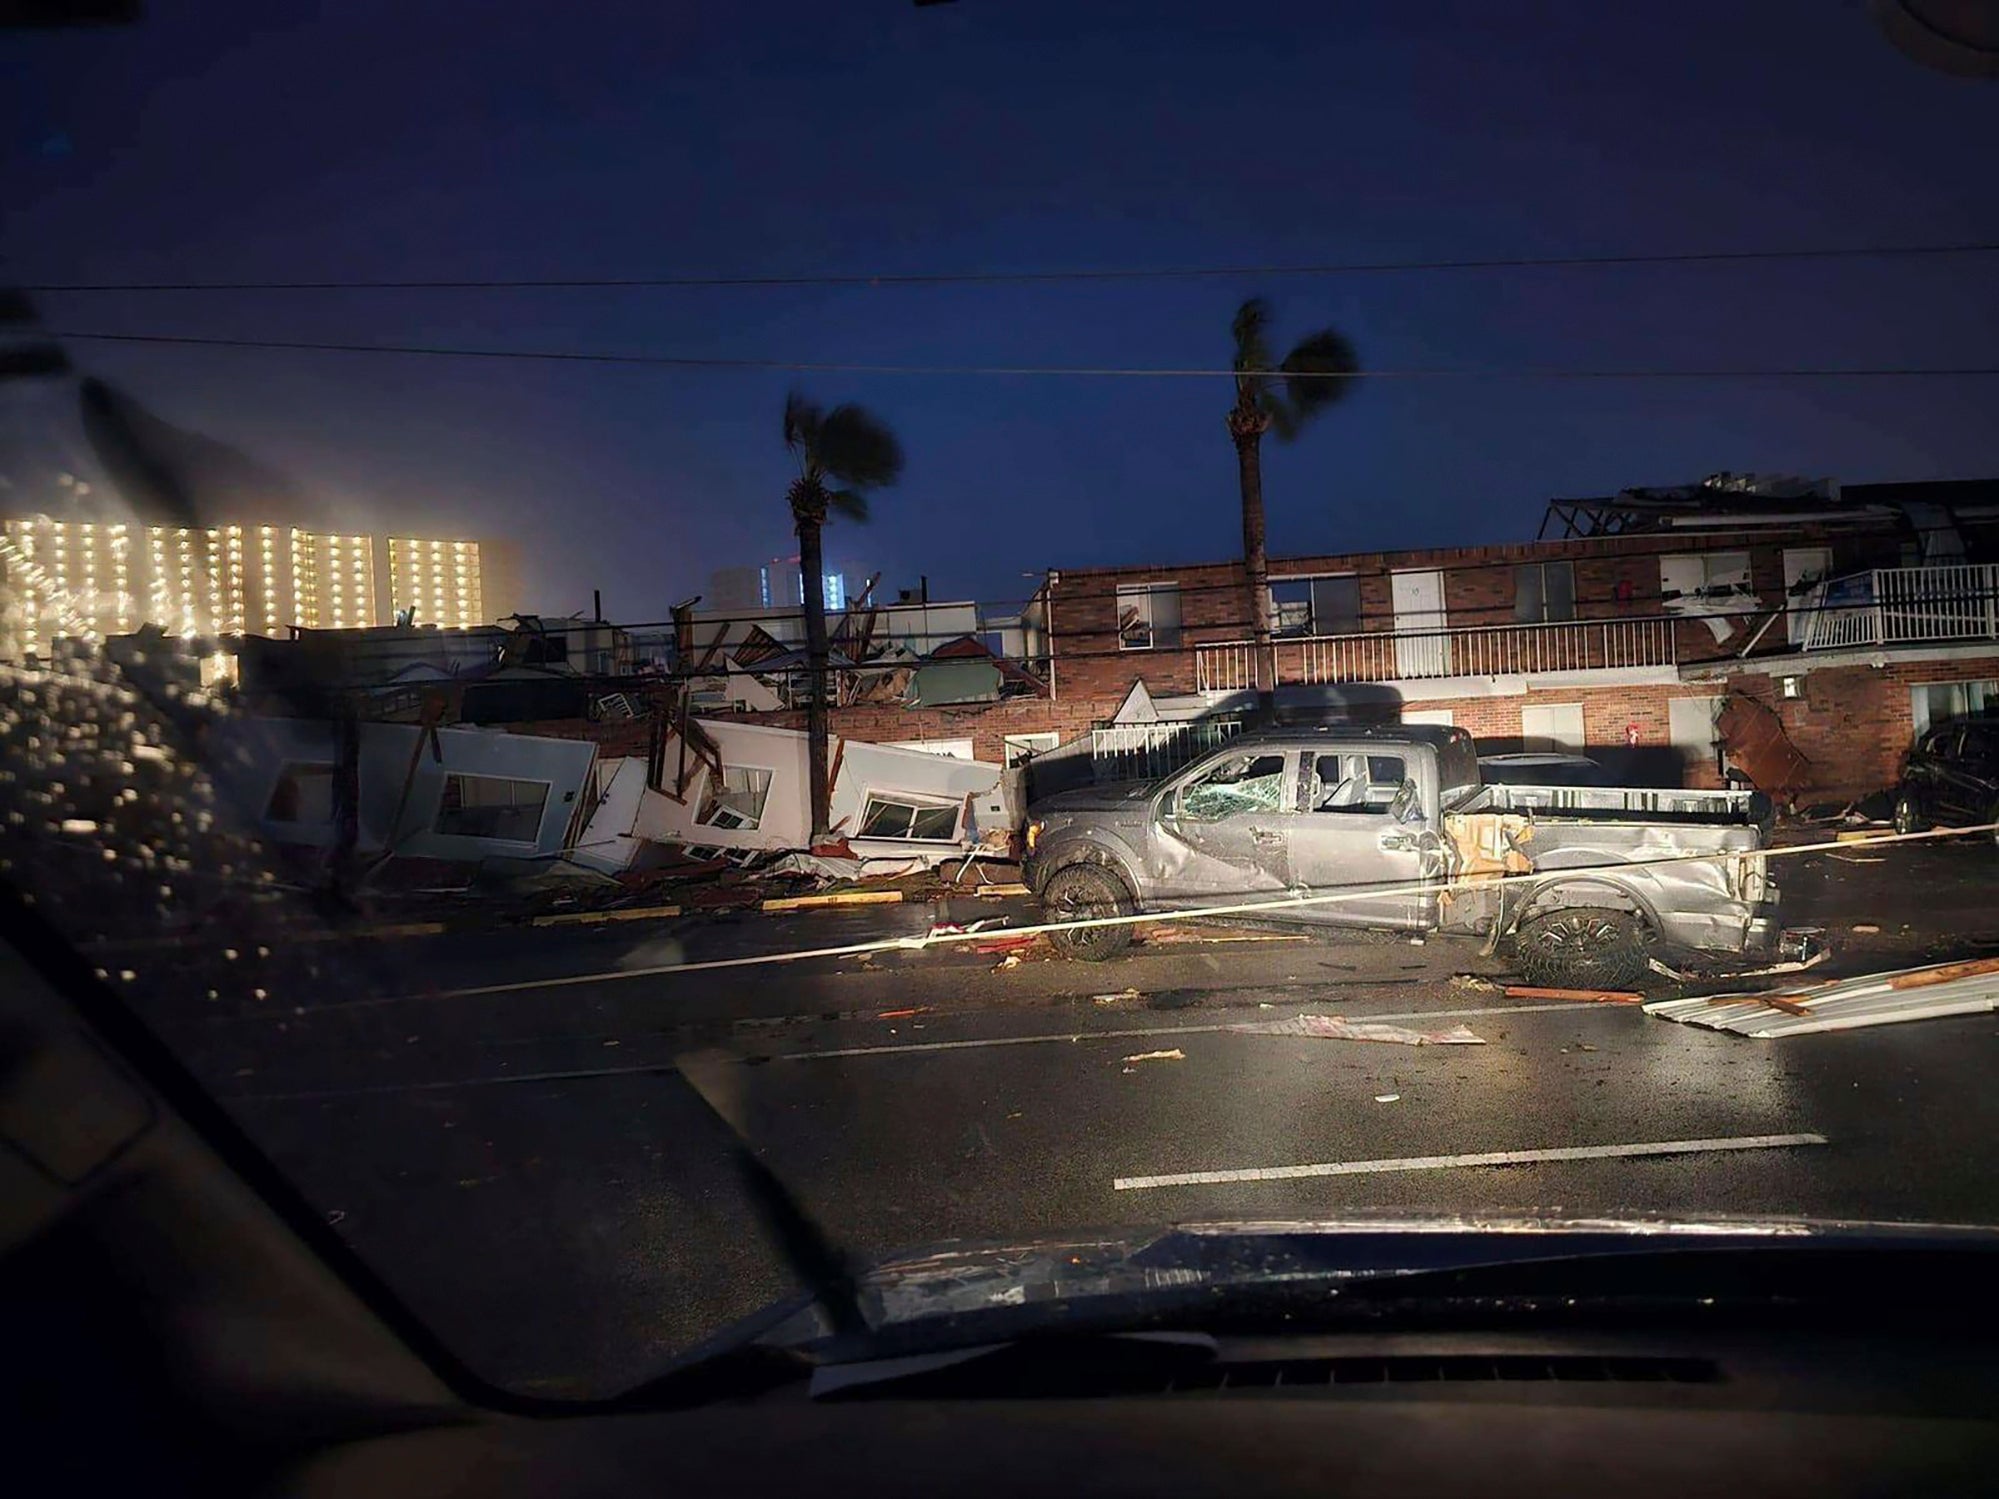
xmin=433 ymin=772 xmax=551 ymax=845
xmin=1520 ymin=701 xmax=1586 ymax=754
xmin=856 ymin=791 xmax=963 ymax=843
xmin=1002 ymin=732 xmax=1062 ymax=768
xmin=1514 ymin=560 xmax=1576 ymax=624
xmin=1116 ymin=582 xmax=1182 ymax=652
xmin=1269 ymin=572 xmax=1361 ymax=638
xmin=1176 ymin=749 xmax=1294 ymax=823
xmin=264 ymin=760 xmax=337 ymax=825
xmin=694 ymin=764 xmax=775 ymax=831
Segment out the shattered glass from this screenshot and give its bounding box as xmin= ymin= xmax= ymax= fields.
xmin=1181 ymin=753 xmax=1288 ymax=821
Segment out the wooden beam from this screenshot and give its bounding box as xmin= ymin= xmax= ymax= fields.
xmin=760 ymin=890 xmax=904 ymax=913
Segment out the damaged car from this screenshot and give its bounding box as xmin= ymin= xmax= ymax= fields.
xmin=1891 ymin=711 xmax=1999 ymax=849
xmin=1023 ymin=724 xmax=1779 ymax=987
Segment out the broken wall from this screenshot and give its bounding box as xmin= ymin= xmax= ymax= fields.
xmin=212 ymin=718 xmax=598 ymax=861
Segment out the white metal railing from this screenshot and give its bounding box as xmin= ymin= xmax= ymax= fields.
xmin=1801 ymin=564 xmax=1999 ymax=652
xmin=1193 ymin=616 xmax=1678 ymax=691
xmin=1089 ymin=720 xmax=1242 ymax=782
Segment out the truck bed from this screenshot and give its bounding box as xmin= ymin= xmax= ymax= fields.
xmin=1461 ymin=781 xmax=1769 ymax=825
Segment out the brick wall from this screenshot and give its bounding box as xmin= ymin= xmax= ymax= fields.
xmin=1047 ymin=520 xmax=1917 ymax=700
xmin=509 ymin=651 xmax=1999 ymax=798
xmin=1719 ymin=655 xmax=1999 ymax=800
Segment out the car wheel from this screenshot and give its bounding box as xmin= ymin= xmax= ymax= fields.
xmin=1511 ymin=907 xmax=1649 ymax=990
xmin=1041 ymin=864 xmax=1135 ymax=961
xmin=1892 ymin=789 xmax=1924 ymax=837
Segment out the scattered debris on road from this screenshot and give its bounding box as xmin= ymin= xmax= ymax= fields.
xmin=1230 ymin=1014 xmax=1485 ymax=1046
xmin=762 ymin=889 xmax=906 ymax=913
xmin=1449 ymin=973 xmax=1500 ymax=992
xmin=991 ymin=953 xmax=1022 ymax=972
xmin=1852 ymin=924 xmax=1881 ymax=934
xmin=1374 ymin=1093 xmax=1401 ymax=1103
xmin=1503 ymin=985 xmax=1643 ymax=1004
xmin=1121 ymin=1048 xmax=1186 ymax=1065
xmin=924 ymin=917 xmax=1006 ymax=939
xmin=1644 ymin=955 xmax=1999 ymax=1037
xmin=1093 ymin=989 xmax=1142 ymax=1005
xmin=876 ymin=1006 xmax=929 ymax=1020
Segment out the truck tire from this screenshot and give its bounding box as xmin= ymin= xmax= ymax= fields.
xmin=1511 ymin=908 xmax=1648 ymax=990
xmin=1042 ymin=864 xmax=1135 ymax=961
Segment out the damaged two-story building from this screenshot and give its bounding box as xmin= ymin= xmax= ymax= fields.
xmin=1032 ymin=476 xmax=1999 ymax=802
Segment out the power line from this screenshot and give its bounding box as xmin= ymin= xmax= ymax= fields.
xmin=39 ymin=328 xmax=1999 ymax=382
xmin=19 ymin=239 xmax=1999 ymax=293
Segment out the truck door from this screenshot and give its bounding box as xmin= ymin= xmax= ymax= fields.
xmin=1272 ymin=750 xmax=1436 ymax=930
xmin=1152 ymin=748 xmax=1295 ymax=904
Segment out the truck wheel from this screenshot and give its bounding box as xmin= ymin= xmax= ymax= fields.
xmin=1892 ymin=789 xmax=1925 ymax=837
xmin=1511 ymin=908 xmax=1648 ymax=990
xmin=1042 ymin=864 xmax=1135 ymax=961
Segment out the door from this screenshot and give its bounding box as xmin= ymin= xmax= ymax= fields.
xmin=1152 ymin=748 xmax=1295 ymax=904
xmin=1270 ymin=749 xmax=1432 ymax=929
xmin=1783 ymin=547 xmax=1832 ymax=645
xmin=1391 ymin=569 xmax=1451 ymax=677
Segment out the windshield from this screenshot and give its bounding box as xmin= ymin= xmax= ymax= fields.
xmin=7 ymin=2 xmax=1999 ymax=1401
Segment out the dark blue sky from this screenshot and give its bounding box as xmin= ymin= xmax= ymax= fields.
xmin=6 ymin=1 xmax=1997 ymax=620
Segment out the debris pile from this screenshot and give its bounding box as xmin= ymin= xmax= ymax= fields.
xmin=1644 ymin=955 xmax=1999 ymax=1037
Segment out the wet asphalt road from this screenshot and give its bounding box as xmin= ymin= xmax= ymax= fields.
xmin=141 ymin=842 xmax=1999 ymax=1399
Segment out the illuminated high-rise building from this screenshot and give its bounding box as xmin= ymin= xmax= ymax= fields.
xmin=0 ymin=517 xmax=505 ymax=659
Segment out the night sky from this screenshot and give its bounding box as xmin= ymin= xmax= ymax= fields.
xmin=5 ymin=1 xmax=1996 ymax=622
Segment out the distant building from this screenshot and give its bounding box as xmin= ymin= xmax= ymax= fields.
xmin=732 ymin=555 xmax=850 ymax=612
xmin=0 ymin=516 xmax=515 ymax=659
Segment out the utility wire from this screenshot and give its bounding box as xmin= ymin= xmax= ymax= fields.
xmin=20 ymin=239 xmax=1999 ymax=293
xmin=40 ymin=328 xmax=1999 ymax=382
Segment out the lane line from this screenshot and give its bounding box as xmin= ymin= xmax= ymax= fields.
xmin=1113 ymin=1132 xmax=1829 ymax=1191
xmin=773 ymin=1002 xmax=1591 ymax=1061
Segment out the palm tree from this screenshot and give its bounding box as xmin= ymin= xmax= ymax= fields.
xmin=782 ymin=391 xmax=905 ymax=843
xmin=1226 ymin=299 xmax=1360 ymax=711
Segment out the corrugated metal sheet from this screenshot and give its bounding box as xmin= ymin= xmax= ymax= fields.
xmin=1644 ymin=956 xmax=1999 ymax=1037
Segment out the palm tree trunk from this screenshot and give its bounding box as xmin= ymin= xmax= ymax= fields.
xmin=1233 ymin=426 xmax=1275 ymax=714
xmin=797 ymin=517 xmax=833 ymax=843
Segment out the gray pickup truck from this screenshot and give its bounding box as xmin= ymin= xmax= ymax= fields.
xmin=1022 ymin=725 xmax=1780 ymax=987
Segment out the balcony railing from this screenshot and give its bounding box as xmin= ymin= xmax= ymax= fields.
xmin=1194 ymin=616 xmax=1678 ymax=692
xmin=1089 ymin=720 xmax=1243 ymax=782
xmin=1800 ymin=564 xmax=1999 ymax=652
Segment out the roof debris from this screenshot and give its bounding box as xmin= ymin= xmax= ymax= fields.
xmin=1644 ymin=955 xmax=1999 ymax=1037
xmin=1229 ymin=1014 xmax=1485 ymax=1046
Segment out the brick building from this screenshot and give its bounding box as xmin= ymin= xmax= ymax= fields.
xmin=1033 ymin=476 xmax=1999 ymax=799
xmin=541 ymin=474 xmax=1999 ymax=807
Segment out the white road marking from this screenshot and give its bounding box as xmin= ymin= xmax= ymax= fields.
xmin=1113 ymin=1132 xmax=1828 ymax=1191
xmin=774 ymin=1001 xmax=1592 ymax=1061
